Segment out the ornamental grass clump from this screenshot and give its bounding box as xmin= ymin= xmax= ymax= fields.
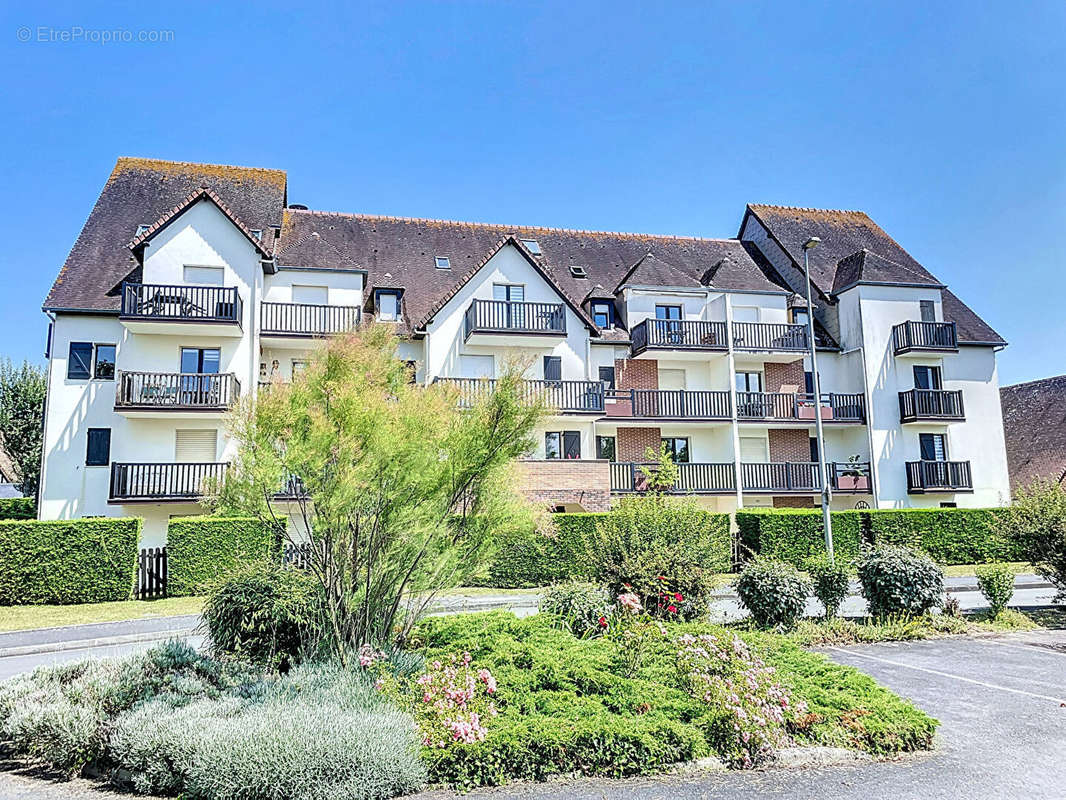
xmin=675 ymin=631 xmax=804 ymax=768
xmin=975 ymin=562 xmax=1015 ymax=619
xmin=857 ymin=545 xmax=944 ymax=617
xmin=735 ymin=558 xmax=811 ymax=629
xmin=540 ymin=581 xmax=613 ymax=638
xmin=807 ymin=555 xmax=851 ymax=619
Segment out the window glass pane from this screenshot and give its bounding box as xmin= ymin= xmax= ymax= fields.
xmin=592 ymin=302 xmax=611 ymax=328
xmin=86 ymin=428 xmax=111 ymax=466
xmin=543 ymin=356 xmax=561 ymax=382
xmin=201 ymin=349 xmax=220 ymax=374
xmin=378 ymin=293 xmax=399 ymax=320
xmin=93 ymin=345 xmax=116 ymax=379
xmin=180 ymin=348 xmax=200 ymax=374
xmin=919 ymin=433 xmax=946 ymax=461
xmin=596 ymin=436 xmax=616 ymax=461
xmin=920 ymin=300 xmax=936 ymax=322
xmin=598 ymin=367 xmax=615 ymax=389
xmin=545 ymin=432 xmax=561 ymax=460
xmin=563 ymin=431 xmax=581 ymax=459
xmin=68 ymin=342 xmax=93 ymax=379
xmin=655 ymin=305 xmax=681 ymax=320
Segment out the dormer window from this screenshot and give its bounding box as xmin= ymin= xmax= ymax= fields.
xmin=569 ymin=265 xmax=588 ymax=278
xmin=519 ymin=238 xmax=542 ymax=255
xmin=435 ymin=256 xmax=451 ymax=269
xmin=135 ymin=224 xmax=151 ymax=238
xmin=375 ymin=289 xmax=402 ymax=321
xmin=249 ymin=229 xmax=263 ymax=241
xmin=591 ymin=301 xmax=613 ymax=329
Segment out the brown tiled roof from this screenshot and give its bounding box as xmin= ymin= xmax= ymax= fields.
xmin=274 ymin=210 xmax=785 ymax=336
xmin=614 ymin=252 xmax=703 ymax=292
xmin=44 ymin=158 xmax=286 ymax=312
xmin=745 ymin=204 xmax=1004 ymax=346
xmin=1000 ymin=375 xmax=1066 ymax=490
xmin=128 ymin=187 xmax=274 ymax=258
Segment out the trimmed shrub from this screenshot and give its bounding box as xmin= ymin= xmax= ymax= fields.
xmin=485 ymin=513 xmax=602 ymax=587
xmin=736 ymin=509 xmax=863 ymax=568
xmin=807 ymin=554 xmax=851 ymax=619
xmin=540 ymin=581 xmax=613 ymax=638
xmin=866 ymin=507 xmax=1018 ymax=564
xmin=0 ymin=518 xmax=140 ymax=605
xmin=975 ymin=563 xmax=1015 ymax=619
xmin=0 ymin=497 xmax=35 ymax=520
xmin=857 ymin=545 xmax=944 ymax=617
xmin=735 ymin=558 xmax=810 ymax=629
xmin=167 ymin=516 xmax=277 ymax=597
xmin=203 ymin=563 xmax=324 ymax=670
xmin=588 ymin=496 xmax=728 ymax=619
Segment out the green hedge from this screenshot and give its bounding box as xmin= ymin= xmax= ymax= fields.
xmin=0 ymin=518 xmax=141 ymax=604
xmin=0 ymin=497 xmax=35 ymax=520
xmin=167 ymin=516 xmax=278 ymax=597
xmin=866 ymin=507 xmax=1019 ymax=564
xmin=736 ymin=509 xmax=863 ymax=568
xmin=484 ymin=509 xmax=731 ymax=588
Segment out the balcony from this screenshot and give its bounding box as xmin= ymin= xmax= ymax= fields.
xmin=463 ymin=300 xmax=566 ymax=346
xmin=109 ymin=462 xmax=228 ymax=503
xmin=436 ymin=378 xmax=605 ymax=413
xmin=610 ymin=462 xmax=735 ymax=494
xmin=114 ymin=372 xmax=240 ymax=417
xmin=898 ymin=389 xmax=965 ymax=423
xmin=630 ymin=320 xmax=728 ymax=357
xmin=120 ymin=283 xmax=243 ymax=336
xmin=605 ymin=389 xmax=731 ymax=420
xmin=260 ymin=302 xmax=361 ymax=347
xmin=892 ymin=321 xmax=958 ymax=356
xmin=741 ymin=462 xmax=822 ymax=493
xmin=906 ymin=460 xmax=973 ymax=493
xmin=731 ymin=322 xmax=808 ymax=353
xmin=274 ymin=474 xmax=309 ymax=500
xmin=828 ymin=461 xmax=872 ymax=493
xmin=735 ymin=392 xmax=865 ymax=424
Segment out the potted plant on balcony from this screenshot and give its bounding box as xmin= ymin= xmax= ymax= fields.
xmin=835 ymin=455 xmax=870 ymax=491
xmin=796 ymin=393 xmax=834 ymax=420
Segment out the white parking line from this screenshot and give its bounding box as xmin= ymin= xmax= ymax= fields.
xmin=826 ymin=647 xmax=1066 ymax=705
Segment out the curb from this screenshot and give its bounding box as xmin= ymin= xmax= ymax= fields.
xmin=0 ymin=628 xmax=197 ymax=659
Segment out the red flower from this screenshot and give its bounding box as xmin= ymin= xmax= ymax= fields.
xmin=657 ymin=575 xmax=666 ymax=581
xmin=674 ymin=592 xmax=683 ymax=602
xmin=668 ymin=605 xmax=678 ymax=614
xmin=598 ymin=616 xmax=608 ymax=627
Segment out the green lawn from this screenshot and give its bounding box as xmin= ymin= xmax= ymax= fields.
xmin=0 ymin=596 xmax=205 ymax=632
xmin=941 ymin=561 xmax=1033 ymax=577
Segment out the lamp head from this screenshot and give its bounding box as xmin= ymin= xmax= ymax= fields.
xmin=803 ymin=236 xmax=821 ymax=251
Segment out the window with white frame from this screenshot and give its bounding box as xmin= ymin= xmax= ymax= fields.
xmin=376 ymin=290 xmax=401 ymax=321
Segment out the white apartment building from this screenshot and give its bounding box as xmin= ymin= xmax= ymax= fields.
xmin=39 ymin=159 xmax=1011 ymax=546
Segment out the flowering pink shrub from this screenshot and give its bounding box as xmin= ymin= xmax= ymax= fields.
xmin=410 ymin=652 xmax=498 ymax=749
xmin=674 ymin=631 xmax=806 ymax=768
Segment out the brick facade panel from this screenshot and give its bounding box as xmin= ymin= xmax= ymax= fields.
xmin=518 ymin=459 xmax=611 ymax=512
xmin=764 ymin=359 xmax=805 ymax=393
xmin=615 ymin=358 xmax=658 ymax=390
xmin=768 ymin=428 xmax=811 ymax=463
xmin=773 ymin=495 xmax=816 ymax=508
xmin=617 ymin=426 xmax=662 ymax=462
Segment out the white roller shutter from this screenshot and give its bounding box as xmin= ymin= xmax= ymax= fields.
xmin=175 ymin=429 xmax=218 ymax=462
xmin=739 ymin=436 xmax=769 ymax=463
xmin=292 ymin=284 xmax=328 ymax=305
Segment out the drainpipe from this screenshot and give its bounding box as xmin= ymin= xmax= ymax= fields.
xmin=853 ymin=298 xmax=882 ymax=509
xmin=725 ymin=298 xmax=744 ymax=511
xmin=36 ymin=311 xmax=57 ymax=517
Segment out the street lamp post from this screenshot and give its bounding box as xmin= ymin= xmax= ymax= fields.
xmin=802 ymin=236 xmax=834 ymax=564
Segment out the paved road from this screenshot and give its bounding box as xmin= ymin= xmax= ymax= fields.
xmin=405 ymin=629 xmax=1066 ymax=800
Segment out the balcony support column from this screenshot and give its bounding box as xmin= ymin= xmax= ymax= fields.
xmin=724 ymin=297 xmax=745 ymax=510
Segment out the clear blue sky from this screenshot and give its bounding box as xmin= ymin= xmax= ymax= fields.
xmin=2 ymin=1 xmax=1063 ymax=385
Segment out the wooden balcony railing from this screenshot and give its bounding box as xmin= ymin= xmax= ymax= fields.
xmin=892 ymin=321 xmax=958 ymax=354
xmin=610 ymin=462 xmax=736 ymax=493
xmin=731 ymin=322 xmax=808 ymax=352
xmin=735 ymin=392 xmax=865 ymax=422
xmin=828 ymin=461 xmax=872 ymax=492
xmin=898 ymin=389 xmax=965 ymax=422
xmin=435 ymin=378 xmax=605 ymax=413
xmin=628 ymin=389 xmax=732 ymax=419
xmin=463 ymin=300 xmax=565 ymax=338
xmin=630 ymin=319 xmax=728 ymax=354
xmin=906 ymin=460 xmax=973 ymax=493
xmin=741 ymin=462 xmax=822 ymax=492
xmin=260 ymin=302 xmax=361 ymax=336
xmin=115 ymin=372 xmax=240 ymax=410
xmin=109 ymin=462 xmax=228 ymax=502
xmin=120 ymin=283 xmax=242 ymax=324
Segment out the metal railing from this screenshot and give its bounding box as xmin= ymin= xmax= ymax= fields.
xmin=115 ymin=371 xmax=240 ymax=410
xmin=829 ymin=461 xmax=872 ymax=492
xmin=275 ymin=474 xmax=309 ymax=499
xmin=731 ymin=322 xmax=808 ymax=351
xmin=628 ymin=389 xmax=732 ymax=419
xmin=898 ymin=389 xmax=965 ymax=422
xmin=435 ymin=378 xmax=605 ymax=413
xmin=463 ymin=300 xmax=565 ymax=338
xmin=260 ymin=302 xmax=361 ymax=336
xmin=892 ymin=321 xmax=958 ymax=354
xmin=735 ymin=392 xmax=865 ymax=422
xmin=906 ymin=460 xmax=973 ymax=492
xmin=630 ymin=319 xmax=728 ymax=353
xmin=741 ymin=462 xmax=822 ymax=492
xmin=121 ymin=283 xmax=242 ymax=324
xmin=610 ymin=462 xmax=736 ymax=493
xmin=109 ymin=462 xmax=228 ymax=501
